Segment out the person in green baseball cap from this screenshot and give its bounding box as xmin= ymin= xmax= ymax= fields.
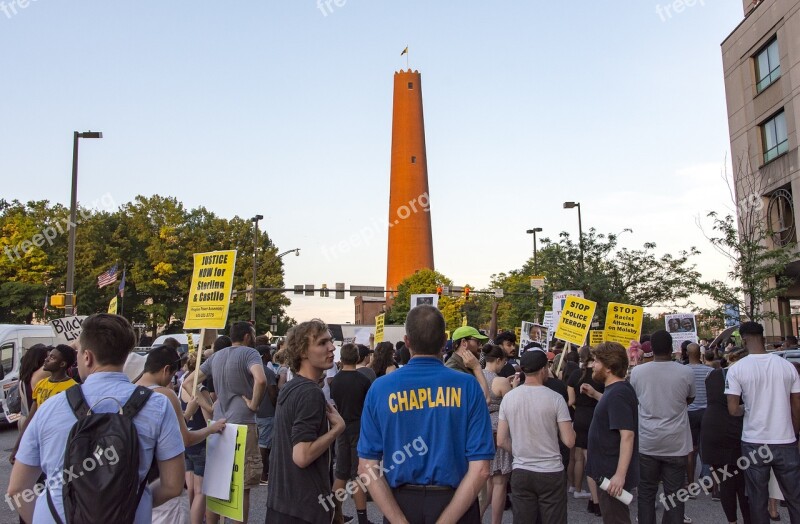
xmin=447 ymin=326 xmax=490 ymax=402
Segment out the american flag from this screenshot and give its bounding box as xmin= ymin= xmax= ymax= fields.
xmin=97 ymin=265 xmax=118 ymax=288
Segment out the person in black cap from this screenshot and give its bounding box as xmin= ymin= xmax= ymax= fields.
xmin=355 ymin=344 xmax=377 ymax=383
xmin=497 ymin=349 xmax=575 ymax=523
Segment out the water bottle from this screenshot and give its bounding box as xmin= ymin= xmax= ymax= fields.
xmin=599 ymin=477 xmax=633 ymax=505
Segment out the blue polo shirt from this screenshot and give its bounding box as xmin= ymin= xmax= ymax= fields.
xmin=358 ymin=356 xmax=494 ymax=488
xmin=16 ymin=372 xmax=184 ymax=524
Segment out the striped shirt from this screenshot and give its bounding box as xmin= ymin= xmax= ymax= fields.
xmin=688 ymin=364 xmax=713 ymax=411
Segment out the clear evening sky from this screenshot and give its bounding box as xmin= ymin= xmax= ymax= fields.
xmin=1 ymin=1 xmax=743 ymax=323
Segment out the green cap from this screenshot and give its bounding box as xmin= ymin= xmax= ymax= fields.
xmin=452 ymin=326 xmax=488 ymax=342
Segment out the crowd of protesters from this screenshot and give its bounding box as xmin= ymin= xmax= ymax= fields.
xmin=5 ymin=311 xmax=800 ymax=524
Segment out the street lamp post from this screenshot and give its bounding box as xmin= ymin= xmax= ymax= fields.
xmin=65 ymin=131 xmax=102 ymax=316
xmin=250 ymin=215 xmax=264 ymax=325
xmin=526 ymin=228 xmax=543 ymax=275
xmin=563 ymin=201 xmax=584 ymax=273
xmin=277 ymin=248 xmax=300 ymax=259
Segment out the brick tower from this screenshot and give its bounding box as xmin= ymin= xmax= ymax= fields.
xmin=386 ymin=69 xmax=434 ymax=296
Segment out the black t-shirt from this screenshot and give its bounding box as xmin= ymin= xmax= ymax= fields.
xmin=267 ymin=376 xmax=332 ymax=524
xmin=586 ymin=380 xmax=639 ymax=491
xmin=497 ymin=361 xmax=517 ymax=378
xmin=544 ymin=377 xmax=568 ymax=403
xmin=330 ymin=370 xmax=371 ymax=428
xmin=567 ymin=369 xmax=605 ymax=409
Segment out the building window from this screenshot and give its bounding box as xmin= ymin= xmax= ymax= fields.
xmin=411 ymin=156 xmax=416 ymax=164
xmin=408 ymin=82 xmax=413 ymax=90
xmin=755 ymin=38 xmax=780 ymax=93
xmin=762 ymin=110 xmax=788 ymax=164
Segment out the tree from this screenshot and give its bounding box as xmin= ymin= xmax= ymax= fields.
xmin=698 ymin=156 xmax=796 ymax=324
xmin=386 ymin=269 xmax=452 ymax=325
xmin=480 ymin=229 xmax=703 ymax=332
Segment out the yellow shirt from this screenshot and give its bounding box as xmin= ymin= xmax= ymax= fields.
xmin=33 ymin=377 xmax=77 ymax=406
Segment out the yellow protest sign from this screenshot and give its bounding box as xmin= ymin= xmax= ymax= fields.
xmin=554 ymin=296 xmax=596 ymax=346
xmin=187 ymin=332 xmax=195 ymax=354
xmin=107 ymin=296 xmax=118 ymax=314
xmin=184 ymin=250 xmax=237 ymax=329
xmin=604 ymin=302 xmax=644 ymax=345
xmin=207 ymin=424 xmax=246 ymax=521
xmin=375 ymin=313 xmax=385 ymax=343
xmin=589 ymin=330 xmax=604 ymax=346
xmin=461 ymin=315 xmax=468 ymax=327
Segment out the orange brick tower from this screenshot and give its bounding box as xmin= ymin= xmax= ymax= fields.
xmin=386 ymin=69 xmax=434 ymax=296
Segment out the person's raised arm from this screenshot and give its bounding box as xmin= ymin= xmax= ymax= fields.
xmin=159 ymin=386 xmax=224 ymax=447
xmin=435 ymin=460 xmax=490 ymax=524
xmin=181 ymin=369 xmax=207 ymax=397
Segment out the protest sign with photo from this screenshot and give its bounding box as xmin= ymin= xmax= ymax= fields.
xmin=519 ymin=321 xmax=549 ymax=354
xmin=664 ymin=313 xmax=698 ymax=351
xmin=410 ymin=294 xmax=439 ymax=309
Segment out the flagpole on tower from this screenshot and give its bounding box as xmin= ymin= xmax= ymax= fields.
xmin=401 ymin=45 xmax=409 ymax=69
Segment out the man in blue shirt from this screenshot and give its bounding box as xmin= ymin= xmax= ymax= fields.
xmin=7 ymin=313 xmax=185 ymax=524
xmin=358 ymin=305 xmax=494 ymax=523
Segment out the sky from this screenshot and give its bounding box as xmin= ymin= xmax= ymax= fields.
xmin=1 ymin=1 xmax=746 ymax=324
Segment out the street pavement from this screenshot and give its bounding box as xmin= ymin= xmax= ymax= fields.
xmin=0 ymin=424 xmax=791 ymax=523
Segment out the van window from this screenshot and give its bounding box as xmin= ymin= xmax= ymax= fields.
xmin=0 ymin=342 xmax=14 ymax=378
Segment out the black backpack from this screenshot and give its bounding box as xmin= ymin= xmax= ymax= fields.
xmin=47 ymin=385 xmax=153 ymax=524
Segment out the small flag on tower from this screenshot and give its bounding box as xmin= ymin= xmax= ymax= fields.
xmin=97 ymin=265 xmax=118 ymax=288
xmin=401 ymin=46 xmax=408 ymax=56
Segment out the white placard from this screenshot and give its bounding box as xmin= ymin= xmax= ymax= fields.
xmin=664 ymin=313 xmax=698 ymax=351
xmin=203 ymin=423 xmax=240 ymax=499
xmin=410 ymin=294 xmax=439 ymax=309
xmin=49 ymin=316 xmax=87 ymax=344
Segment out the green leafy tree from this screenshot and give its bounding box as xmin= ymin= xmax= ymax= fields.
xmin=698 ymin=157 xmax=795 ymax=324
xmin=386 ymin=269 xmax=452 ymax=325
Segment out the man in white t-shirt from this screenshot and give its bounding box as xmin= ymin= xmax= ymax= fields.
xmin=725 ymin=321 xmax=800 ymax=523
xmin=497 ymin=349 xmax=575 ymax=523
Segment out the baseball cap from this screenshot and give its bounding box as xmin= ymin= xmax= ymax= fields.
xmin=357 ymin=345 xmax=374 ymax=362
xmin=520 ymin=350 xmax=548 ymax=373
xmin=640 ymin=341 xmax=653 ymax=358
xmin=452 ymin=326 xmax=489 ymax=342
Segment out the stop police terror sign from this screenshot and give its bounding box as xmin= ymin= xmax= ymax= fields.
xmin=554 ymin=296 xmax=597 ymax=346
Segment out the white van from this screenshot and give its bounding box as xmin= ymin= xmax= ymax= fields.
xmin=0 ymin=324 xmax=57 ymax=423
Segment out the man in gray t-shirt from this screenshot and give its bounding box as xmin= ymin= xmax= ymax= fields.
xmin=630 ymin=330 xmax=695 ymax=524
xmin=184 ymin=321 xmax=267 ymax=523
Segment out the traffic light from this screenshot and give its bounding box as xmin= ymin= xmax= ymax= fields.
xmin=436 ymin=286 xmax=443 ymax=297
xmin=464 ymin=286 xmax=471 ymax=299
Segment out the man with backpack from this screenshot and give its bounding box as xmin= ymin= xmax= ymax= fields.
xmin=7 ymin=313 xmax=185 ymax=523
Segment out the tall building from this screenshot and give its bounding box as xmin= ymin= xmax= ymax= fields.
xmin=386 ymin=69 xmax=435 ymax=295
xmin=722 ymin=0 xmax=800 ymax=337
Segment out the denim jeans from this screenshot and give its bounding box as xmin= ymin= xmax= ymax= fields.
xmin=741 ymin=442 xmax=800 ymax=524
xmin=638 ymin=453 xmax=686 ymax=524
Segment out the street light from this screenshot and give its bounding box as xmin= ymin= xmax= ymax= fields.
xmin=65 ymin=131 xmax=103 ymax=316
xmin=250 ymin=215 xmax=264 ymax=325
xmin=526 ymin=228 xmax=543 ymax=275
xmin=277 ymin=248 xmax=300 ymax=258
xmin=563 ymin=201 xmax=584 ymax=273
